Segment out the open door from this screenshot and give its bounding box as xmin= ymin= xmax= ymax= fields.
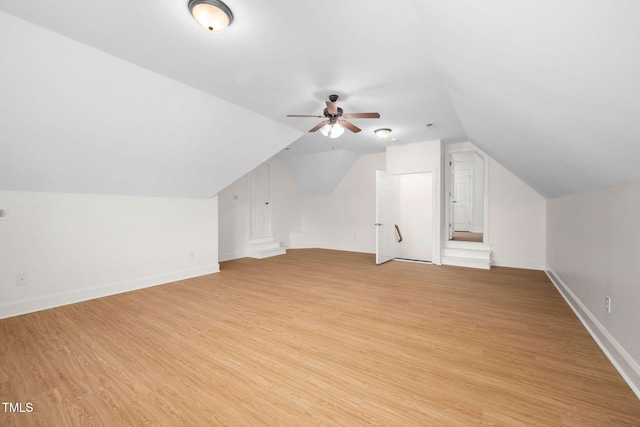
xmin=375 ymin=171 xmax=397 ymax=264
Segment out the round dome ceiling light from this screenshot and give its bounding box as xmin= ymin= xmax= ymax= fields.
xmin=374 ymin=128 xmax=392 ymax=138
xmin=188 ymin=0 xmax=234 ymax=33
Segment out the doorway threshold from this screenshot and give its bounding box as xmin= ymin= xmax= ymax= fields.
xmin=394 ymin=258 xmax=432 ymax=264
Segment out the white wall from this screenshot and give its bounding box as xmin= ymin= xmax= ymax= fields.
xmin=220 ymin=141 xmax=547 ymax=272
xmin=218 ymin=157 xmax=302 ymax=260
xmin=547 ymin=179 xmax=640 ymax=397
xmin=387 ymin=140 xmax=441 ymax=174
xmin=387 ymin=140 xmax=442 ymax=263
xmin=488 ymin=159 xmax=546 ymax=269
xmin=0 ymin=191 xmax=219 ymax=319
xmin=281 ymin=150 xmax=360 ymax=196
xmin=299 ymin=153 xmax=386 ymax=253
xmin=473 ymin=153 xmax=485 ymax=232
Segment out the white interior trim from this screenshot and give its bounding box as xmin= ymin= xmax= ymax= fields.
xmin=0 ymin=264 xmax=220 ymax=320
xmin=443 ymin=144 xmax=490 ymax=251
xmin=545 ymin=268 xmax=640 ymax=400
xmin=492 ymin=258 xmax=544 ymax=270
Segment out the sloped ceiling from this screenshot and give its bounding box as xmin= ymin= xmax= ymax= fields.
xmin=0 ymin=12 xmax=302 ymax=199
xmin=412 ymin=0 xmax=640 ymax=198
xmin=1 ymin=1 xmax=639 ymax=199
xmin=281 ymin=150 xmax=361 ymax=196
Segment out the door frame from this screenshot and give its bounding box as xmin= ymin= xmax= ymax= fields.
xmin=376 ymin=169 xmax=439 ymax=265
xmin=452 ymin=165 xmax=473 ymax=232
xmin=443 ymin=146 xmax=489 ymax=245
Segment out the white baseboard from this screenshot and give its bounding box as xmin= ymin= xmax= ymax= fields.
xmin=219 ymin=252 xmax=244 ymax=262
xmin=492 ymin=258 xmax=545 ymax=270
xmin=0 ymin=264 xmax=220 ymax=320
xmin=545 ymin=268 xmax=640 ymax=400
xmin=319 ymin=243 xmax=375 ymax=254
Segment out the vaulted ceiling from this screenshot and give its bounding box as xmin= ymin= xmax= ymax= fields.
xmin=1 ymin=0 xmax=638 ymax=198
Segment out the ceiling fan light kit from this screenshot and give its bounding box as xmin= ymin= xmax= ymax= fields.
xmin=320 ymin=123 xmax=345 ymax=139
xmin=188 ymin=0 xmax=233 ymax=33
xmin=287 ymin=94 xmax=380 ymax=139
xmin=374 ymin=128 xmax=392 ymax=138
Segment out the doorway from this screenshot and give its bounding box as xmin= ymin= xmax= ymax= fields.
xmin=445 ymin=149 xmax=487 ymax=244
xmin=375 ymin=171 xmax=434 ymax=264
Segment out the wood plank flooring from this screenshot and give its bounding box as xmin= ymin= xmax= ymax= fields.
xmin=1 ymin=249 xmax=639 ymax=426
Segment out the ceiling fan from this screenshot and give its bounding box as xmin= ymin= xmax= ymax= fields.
xmin=287 ymin=94 xmax=380 ymax=138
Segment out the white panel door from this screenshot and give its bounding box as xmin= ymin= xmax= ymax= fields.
xmin=453 ymin=167 xmax=472 ymax=232
xmin=375 ymin=170 xmax=397 ymax=265
xmin=249 ymin=163 xmax=272 ymax=239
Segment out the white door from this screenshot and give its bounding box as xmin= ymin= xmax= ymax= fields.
xmin=449 ymin=164 xmax=455 ymax=240
xmin=375 ymin=171 xmax=397 ymax=265
xmin=249 ymin=163 xmax=272 ymax=239
xmin=453 ymin=167 xmax=473 ymax=232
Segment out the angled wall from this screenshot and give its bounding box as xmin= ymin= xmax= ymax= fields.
xmin=0 ymin=191 xmax=219 ymax=319
xmin=489 ymin=159 xmax=546 ymax=269
xmin=281 ymin=150 xmax=361 ymax=196
xmin=299 ymin=153 xmax=386 ymax=253
xmin=218 ymin=157 xmax=303 ymax=261
xmin=547 ymin=180 xmax=640 ymax=398
xmin=0 ymin=11 xmax=302 ymax=199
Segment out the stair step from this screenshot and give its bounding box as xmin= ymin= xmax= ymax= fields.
xmin=446 ymin=241 xmax=491 ymax=250
xmin=250 ymin=241 xmax=281 ymax=251
xmin=442 ymin=256 xmax=491 ymax=270
xmin=248 ymin=237 xmax=275 ymax=245
xmin=248 ymin=248 xmax=287 ymax=259
xmin=247 ymin=237 xmax=286 ymax=259
xmin=442 ymin=247 xmax=491 ymax=260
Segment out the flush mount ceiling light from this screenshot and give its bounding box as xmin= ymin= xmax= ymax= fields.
xmin=320 ymin=122 xmax=345 ymax=139
xmin=374 ymin=128 xmax=392 ymax=138
xmin=188 ymin=0 xmax=234 ymax=33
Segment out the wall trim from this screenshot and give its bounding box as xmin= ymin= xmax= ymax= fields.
xmin=0 ymin=264 xmax=220 ymax=320
xmin=545 ymin=268 xmax=640 ymax=400
xmin=219 ymin=252 xmax=242 ymax=262
xmin=319 ymin=244 xmax=375 ymax=254
xmin=492 ymin=258 xmax=545 ymax=270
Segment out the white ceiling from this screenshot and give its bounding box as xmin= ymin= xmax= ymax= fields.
xmin=1 ymin=0 xmax=639 ymax=198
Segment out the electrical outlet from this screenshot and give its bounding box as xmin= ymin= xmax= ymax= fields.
xmin=605 ymin=296 xmax=611 ymax=314
xmin=189 ymin=251 xmax=195 ymax=260
xmin=16 ymin=273 xmax=27 ymax=286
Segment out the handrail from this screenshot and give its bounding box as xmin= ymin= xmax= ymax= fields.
xmin=395 ymin=224 xmax=403 ymax=242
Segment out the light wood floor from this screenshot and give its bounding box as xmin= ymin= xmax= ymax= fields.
xmin=1 ymin=249 xmax=639 ymax=426
xmin=451 ymin=231 xmax=484 ymax=242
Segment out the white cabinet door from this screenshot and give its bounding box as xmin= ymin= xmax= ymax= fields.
xmin=249 ymin=163 xmax=272 ymax=239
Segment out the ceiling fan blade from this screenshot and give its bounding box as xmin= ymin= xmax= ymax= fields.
xmin=309 ymin=120 xmax=329 ymax=132
xmin=342 ymin=112 xmax=380 ymax=119
xmin=326 ymin=101 xmax=338 ymax=115
xmin=340 ymin=120 xmax=361 ymax=133
xmin=287 ymin=114 xmax=324 ymax=118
